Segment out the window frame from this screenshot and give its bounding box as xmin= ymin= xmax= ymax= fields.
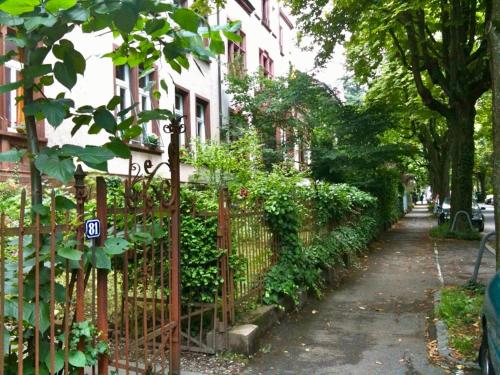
xmin=228 ymin=29 xmax=247 ymax=72
xmin=174 ymin=85 xmax=191 ymax=148
xmin=262 ymin=0 xmax=270 ymax=29
xmin=195 ymin=96 xmax=210 ymax=143
xmin=259 ymin=49 xmax=274 ymax=78
xmin=113 ymin=60 xmax=161 ymax=149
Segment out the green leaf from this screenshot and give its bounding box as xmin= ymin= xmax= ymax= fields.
xmin=22 ymin=65 xmax=52 ymax=83
xmin=84 ymin=161 xmax=107 ymax=171
xmin=172 ymin=8 xmax=200 ymax=33
xmin=65 ymin=5 xmax=89 ymax=21
xmin=54 ymin=61 xmax=76 ymax=90
xmin=0 ymin=13 xmax=24 ymax=26
xmin=57 ymin=246 xmax=82 ymax=261
xmin=93 ymin=107 xmax=117 ymax=134
xmin=209 ymin=39 xmax=225 ymax=54
xmin=55 ymin=195 xmax=76 ymax=210
xmin=0 ymin=148 xmax=26 ymax=162
xmin=0 ymin=50 xmax=17 ymax=64
xmin=113 ymin=3 xmax=137 ymax=34
xmin=45 ymin=0 xmax=76 ymax=13
xmin=35 ymin=154 xmax=75 ymax=184
xmin=0 ymin=80 xmax=23 ymax=94
xmin=32 ymin=203 xmax=49 ymax=216
xmin=61 ymin=145 xmax=114 ymax=164
xmin=24 ymin=99 xmax=70 ymax=127
xmin=0 ymin=0 xmax=39 ymax=15
xmin=145 ymin=18 xmax=167 ymax=35
xmin=39 ymin=302 xmax=50 ymax=334
xmin=93 ymin=250 xmax=111 ymax=270
xmin=24 ymin=15 xmax=57 ymax=31
xmin=107 ymin=95 xmax=121 ymax=111
xmin=104 ymin=237 xmax=130 ymax=255
xmin=104 ymin=138 xmax=131 ymax=158
xmin=44 ymin=350 xmax=64 ymax=373
xmin=68 ymin=350 xmax=86 ymax=368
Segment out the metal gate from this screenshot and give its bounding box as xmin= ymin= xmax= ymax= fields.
xmin=0 ymin=121 xmax=182 ymax=374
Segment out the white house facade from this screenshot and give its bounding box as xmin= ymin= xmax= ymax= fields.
xmin=0 ymin=0 xmax=297 ymax=182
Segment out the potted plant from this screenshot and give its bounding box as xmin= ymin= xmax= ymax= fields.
xmin=145 ymin=134 xmax=160 ymax=150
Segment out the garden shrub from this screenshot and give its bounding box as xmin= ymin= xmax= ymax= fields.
xmin=263 ymin=212 xmax=379 ymax=305
xmin=179 ymin=187 xmax=222 ymax=303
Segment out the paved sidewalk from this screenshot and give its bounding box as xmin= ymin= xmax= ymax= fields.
xmin=243 ymin=206 xmax=492 ymax=375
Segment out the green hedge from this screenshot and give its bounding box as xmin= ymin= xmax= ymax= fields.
xmin=263 ymin=213 xmax=379 ymax=305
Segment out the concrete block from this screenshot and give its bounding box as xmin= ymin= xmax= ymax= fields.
xmin=227 ymin=324 xmax=259 ymax=355
xmin=206 ymin=330 xmax=227 ymax=351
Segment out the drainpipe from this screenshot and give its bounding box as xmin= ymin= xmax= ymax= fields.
xmin=216 ymin=5 xmax=224 ymax=142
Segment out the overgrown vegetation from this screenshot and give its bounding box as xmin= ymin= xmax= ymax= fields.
xmin=437 ymin=286 xmax=485 ymax=361
xmin=429 ymin=223 xmax=481 ymax=241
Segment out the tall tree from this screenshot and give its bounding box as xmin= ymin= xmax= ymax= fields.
xmin=490 ymin=0 xmax=500 ymax=267
xmin=286 ymin=0 xmax=491 ymax=229
xmin=366 ymin=62 xmax=451 ymax=201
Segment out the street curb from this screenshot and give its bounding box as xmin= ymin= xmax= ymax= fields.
xmin=433 ymin=291 xmax=480 ymax=371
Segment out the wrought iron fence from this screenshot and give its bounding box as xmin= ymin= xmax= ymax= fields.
xmin=0 ymin=122 xmax=183 ymax=375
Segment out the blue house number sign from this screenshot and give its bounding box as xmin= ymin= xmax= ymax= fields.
xmin=85 ymin=219 xmax=101 ymax=239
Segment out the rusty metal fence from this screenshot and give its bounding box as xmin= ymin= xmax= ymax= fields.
xmin=1 ymin=138 xmax=330 ymax=373
xmin=0 ymin=123 xmax=183 ymax=375
xmin=230 ymin=199 xmax=277 ymax=306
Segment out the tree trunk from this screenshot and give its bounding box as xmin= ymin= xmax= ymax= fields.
xmin=476 ymin=171 xmax=487 ymax=202
xmin=22 ymin=48 xmax=43 ymax=210
xmin=449 ymin=104 xmax=475 ymax=231
xmin=418 ymin=121 xmax=450 ymax=204
xmin=435 ymin=155 xmax=450 ymax=203
xmin=490 ymin=0 xmax=500 ymax=269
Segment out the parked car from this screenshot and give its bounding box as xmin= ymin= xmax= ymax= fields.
xmin=485 ymin=195 xmax=495 ymax=205
xmin=436 ymin=197 xmax=485 ymax=231
xmin=479 ymin=271 xmax=500 ymax=375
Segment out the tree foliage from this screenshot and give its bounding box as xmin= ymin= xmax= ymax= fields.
xmin=286 ymin=0 xmax=492 ymax=228
xmin=226 ymin=70 xmax=341 ymax=169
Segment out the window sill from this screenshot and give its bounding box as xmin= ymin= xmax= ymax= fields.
xmin=129 ymin=143 xmax=163 ymax=155
xmin=261 ymin=20 xmax=271 ymax=32
xmin=235 ymin=0 xmax=255 ymax=14
xmin=0 ymin=130 xmax=48 ymax=144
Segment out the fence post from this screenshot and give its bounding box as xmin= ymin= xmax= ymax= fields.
xmin=217 ymin=188 xmax=234 ymax=335
xmin=95 ymin=177 xmax=109 ymax=374
xmin=169 ymin=118 xmax=182 ymax=375
xmin=74 ymin=165 xmax=87 ymax=375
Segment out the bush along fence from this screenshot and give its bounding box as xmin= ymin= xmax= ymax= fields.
xmin=0 ymin=160 xmax=401 ymax=373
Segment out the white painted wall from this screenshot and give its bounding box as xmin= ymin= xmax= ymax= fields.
xmin=41 ymin=0 xmax=299 ymax=181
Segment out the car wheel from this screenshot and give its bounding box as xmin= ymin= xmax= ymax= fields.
xmin=479 ymin=330 xmax=495 ymax=375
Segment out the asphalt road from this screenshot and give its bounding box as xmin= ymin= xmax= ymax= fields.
xmin=243 ymin=206 xmax=495 ymax=375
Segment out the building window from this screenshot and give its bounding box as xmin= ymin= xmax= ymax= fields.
xmin=115 ymin=63 xmax=159 ymax=147
xmin=195 ymin=98 xmax=209 ymax=143
xmin=228 ymin=30 xmax=246 ymax=73
xmin=4 ymin=59 xmax=23 ymax=132
xmin=259 ymin=49 xmax=274 ymax=78
xmin=262 ymin=0 xmax=270 ymax=28
xmin=115 ymin=65 xmax=132 ymax=122
xmin=175 ymin=88 xmax=190 ymax=147
xmin=138 ymin=65 xmax=155 ymax=140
